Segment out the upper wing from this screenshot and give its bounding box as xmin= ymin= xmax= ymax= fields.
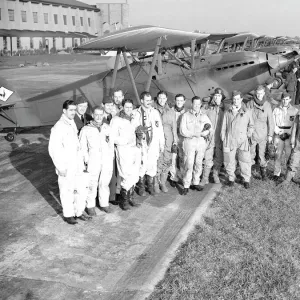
xmin=224 ymin=32 xmax=260 ymax=45
xmin=76 ymin=25 xmax=237 ymax=52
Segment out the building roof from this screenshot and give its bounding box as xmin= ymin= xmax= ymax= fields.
xmin=20 ymin=0 xmax=100 ymax=11
xmin=0 ymin=29 xmax=97 ymax=38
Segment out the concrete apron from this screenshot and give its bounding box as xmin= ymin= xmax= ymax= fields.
xmin=0 ymin=131 xmax=221 ymax=300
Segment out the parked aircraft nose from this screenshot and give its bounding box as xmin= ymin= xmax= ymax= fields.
xmin=267 ymin=53 xmax=289 ymax=70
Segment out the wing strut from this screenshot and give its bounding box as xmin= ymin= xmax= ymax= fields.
xmin=111 ymin=49 xmax=122 ymax=90
xmin=191 ymin=39 xmax=196 ymax=69
xmin=145 ymin=37 xmax=162 ymax=92
xmin=122 ymin=50 xmax=140 ymax=105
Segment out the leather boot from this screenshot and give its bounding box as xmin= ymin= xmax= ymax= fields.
xmin=200 ymin=167 xmax=210 ymax=187
xmin=212 ymin=168 xmax=220 ymax=184
xmin=146 ymin=175 xmax=157 ymax=196
xmin=281 ymin=171 xmax=294 ymax=185
xmin=120 ymin=188 xmax=131 ymax=210
xmin=137 ymin=176 xmax=146 ymax=196
xmin=154 ymin=175 xmax=161 ymax=194
xmin=260 ymin=167 xmax=267 ymax=181
xmin=129 ymin=185 xmax=140 ymax=207
xmin=251 ymin=165 xmax=256 ymax=177
xmin=159 ymin=172 xmax=169 ymax=193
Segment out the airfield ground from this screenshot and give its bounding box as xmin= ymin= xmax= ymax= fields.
xmin=0 ymin=127 xmax=221 ymax=300
xmin=0 ymin=54 xmax=112 ymax=100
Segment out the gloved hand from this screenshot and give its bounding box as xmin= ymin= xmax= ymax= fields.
xmin=265 ymin=141 xmax=276 ymax=160
xmin=267 ymin=136 xmax=273 ymax=143
xmin=171 ymin=144 xmax=178 ymax=153
xmin=279 ymin=133 xmax=290 ymax=141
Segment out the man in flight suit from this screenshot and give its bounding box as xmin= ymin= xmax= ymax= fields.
xmin=110 ymin=99 xmax=141 ymax=210
xmin=221 ymin=90 xmax=254 ymax=189
xmin=180 ymin=96 xmax=212 ymax=195
xmin=201 ymin=88 xmax=225 ymax=186
xmin=132 ymin=91 xmax=165 ymax=196
xmin=280 ymin=111 xmax=300 ymax=184
xmin=273 ymin=92 xmax=299 ymax=181
xmin=80 ymin=106 xmax=114 ymax=214
xmin=246 ymin=85 xmax=274 ymax=181
xmin=48 ymin=100 xmax=89 ymax=225
xmin=153 ymin=91 xmax=177 ymax=193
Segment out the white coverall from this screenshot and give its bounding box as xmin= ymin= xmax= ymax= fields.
xmin=273 ymin=104 xmax=298 ymax=176
xmin=80 ymin=123 xmax=114 ymax=208
xmin=132 ymin=107 xmax=165 ymax=177
xmin=110 ymin=115 xmax=141 ymax=191
xmin=180 ymin=110 xmax=212 ymax=188
xmin=48 ymin=114 xmax=86 ymax=218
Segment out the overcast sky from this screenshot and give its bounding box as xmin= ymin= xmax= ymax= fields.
xmin=86 ymin=0 xmax=300 ymax=37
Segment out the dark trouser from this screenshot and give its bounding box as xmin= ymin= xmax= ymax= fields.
xmin=295 ymin=82 xmax=300 ymax=105
xmin=288 ymin=90 xmax=296 ymax=105
xmin=109 ymin=157 xmax=118 ymax=201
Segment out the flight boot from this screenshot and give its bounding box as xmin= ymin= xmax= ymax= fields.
xmin=120 ymin=187 xmax=131 ymax=211
xmin=280 ymin=171 xmax=294 ymax=185
xmin=64 ymin=217 xmax=78 ymax=225
xmin=146 ymin=175 xmax=157 ymax=196
xmin=159 ymin=172 xmax=169 ymax=193
xmin=129 ymin=185 xmax=140 ymax=207
xmin=154 ymin=175 xmax=161 ymax=194
xmin=260 ymin=167 xmax=267 ymax=181
xmin=137 ymin=176 xmax=146 ymax=196
xmin=199 ymin=167 xmax=210 ymax=187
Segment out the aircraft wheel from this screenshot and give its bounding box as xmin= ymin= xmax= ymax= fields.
xmin=5 ymin=133 xmax=15 ymax=142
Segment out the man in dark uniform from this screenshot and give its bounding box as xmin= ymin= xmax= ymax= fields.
xmin=102 ymin=96 xmax=114 ymax=124
xmin=285 ymin=63 xmax=298 ymax=105
xmin=73 ymin=95 xmax=92 ymax=133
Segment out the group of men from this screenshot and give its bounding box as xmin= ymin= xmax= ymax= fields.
xmin=48 ymin=79 xmax=300 ymax=225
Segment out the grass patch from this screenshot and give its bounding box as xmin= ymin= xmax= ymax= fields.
xmin=148 ymin=171 xmax=300 ymax=299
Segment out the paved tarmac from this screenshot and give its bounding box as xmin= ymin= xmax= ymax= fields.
xmin=0 ymin=128 xmax=220 ymax=300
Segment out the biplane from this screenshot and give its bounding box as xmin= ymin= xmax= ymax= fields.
xmin=0 ymin=25 xmax=299 ymax=141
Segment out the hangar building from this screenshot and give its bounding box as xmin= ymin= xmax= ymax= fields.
xmin=0 ymin=0 xmax=128 ymax=54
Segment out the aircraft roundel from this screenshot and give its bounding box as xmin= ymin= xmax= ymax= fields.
xmin=0 ymin=86 xmax=14 ymax=102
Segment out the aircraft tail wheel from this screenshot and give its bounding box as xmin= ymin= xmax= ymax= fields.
xmin=5 ymin=133 xmax=15 ymax=142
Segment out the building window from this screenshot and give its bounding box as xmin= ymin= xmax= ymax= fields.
xmin=44 ymin=13 xmax=48 ymax=24
xmin=33 ymin=12 xmax=38 ymax=23
xmin=62 ymin=37 xmax=66 ymax=48
xmin=72 ymin=16 xmax=75 ymax=26
xmin=30 ymin=37 xmax=34 ymax=49
xmin=21 ymin=11 xmax=27 ymax=22
xmin=88 ymin=18 xmax=91 ymax=27
xmin=17 ymin=37 xmax=21 ymax=49
xmin=80 ymin=17 xmax=83 ymax=26
xmin=8 ymin=9 xmax=14 ymax=21
xmin=63 ymin=15 xmax=67 ymax=25
xmin=54 ymin=14 xmax=58 ymax=24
